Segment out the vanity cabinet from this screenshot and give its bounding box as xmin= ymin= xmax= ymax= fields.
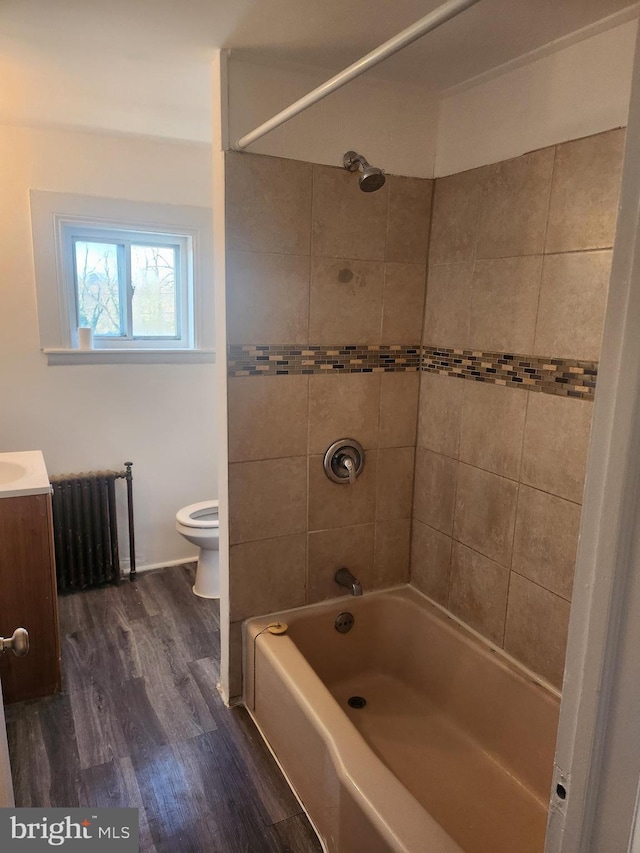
xmin=0 ymin=493 xmax=61 ymax=703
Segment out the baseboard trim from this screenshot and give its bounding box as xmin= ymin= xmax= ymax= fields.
xmin=123 ymin=556 xmax=197 ymax=575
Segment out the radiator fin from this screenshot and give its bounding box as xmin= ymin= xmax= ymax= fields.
xmin=50 ymin=466 xmax=134 ymax=593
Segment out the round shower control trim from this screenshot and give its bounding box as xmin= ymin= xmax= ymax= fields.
xmin=323 ymin=439 xmax=365 ymax=484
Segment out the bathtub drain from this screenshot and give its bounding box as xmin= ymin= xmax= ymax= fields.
xmin=348 ymin=696 xmax=367 ymax=709
xmin=335 ymin=612 xmax=354 ymax=633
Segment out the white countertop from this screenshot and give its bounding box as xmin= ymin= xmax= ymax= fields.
xmin=0 ymin=450 xmax=50 ymax=498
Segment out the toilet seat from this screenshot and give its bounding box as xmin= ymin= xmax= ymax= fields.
xmin=176 ymin=500 xmax=220 ymax=529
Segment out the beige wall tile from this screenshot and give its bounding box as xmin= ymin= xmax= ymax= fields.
xmin=312 ymin=165 xmax=389 ymax=260
xmin=512 ymin=485 xmax=581 ymax=601
xmin=413 ymin=448 xmax=458 ymax=535
xmin=453 ymin=463 xmax=518 ymax=567
xmin=410 ymin=520 xmax=452 ymax=606
xmin=449 ymin=542 xmax=510 ymax=645
xmin=381 ymin=262 xmax=426 ymax=344
xmin=476 ymin=147 xmax=555 ymax=259
xmin=226 ymin=251 xmax=310 ymax=345
xmin=459 ymin=381 xmax=527 ymax=479
xmin=417 ymin=371 xmax=463 ymax=459
xmin=376 ymin=447 xmax=415 ymax=520
xmin=429 ymin=167 xmax=488 ymax=264
xmin=379 ymin=371 xmax=419 ymax=449
xmin=386 ymin=176 xmax=432 ymax=264
xmin=229 ymin=534 xmax=307 ymax=621
xmin=226 ymin=152 xmax=312 ymax=255
xmin=229 ymin=620 xmax=243 ymax=699
xmin=309 ymin=257 xmax=384 ymax=344
xmin=228 ymin=375 xmax=309 ymax=463
xmin=521 ymin=394 xmax=593 ymax=503
xmin=469 ymin=256 xmax=542 ymax=353
xmin=308 ymin=373 xmax=381 ymax=454
xmin=504 ymin=572 xmax=571 ymax=688
xmin=533 ymin=250 xmax=611 ymax=361
xmin=229 ymin=457 xmax=307 ymax=544
xmin=307 ymin=524 xmax=375 ymax=602
xmin=546 ymin=129 xmax=625 ymax=253
xmin=374 ymin=519 xmax=411 ymax=588
xmin=423 ymin=262 xmax=473 ymax=348
xmin=308 ymin=452 xmax=377 ymax=531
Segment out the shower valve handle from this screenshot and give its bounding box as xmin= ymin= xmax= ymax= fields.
xmin=324 ymin=439 xmax=365 ymax=484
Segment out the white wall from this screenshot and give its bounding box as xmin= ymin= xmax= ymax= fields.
xmin=0 ymin=124 xmax=216 ymax=569
xmin=0 ymin=46 xmax=212 ymax=144
xmin=228 ymin=17 xmax=637 ymax=181
xmin=435 ymin=17 xmax=637 ymax=176
xmin=228 ymin=59 xmax=439 ymax=178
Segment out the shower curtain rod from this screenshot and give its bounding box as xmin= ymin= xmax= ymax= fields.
xmin=233 ymin=0 xmax=483 ymax=151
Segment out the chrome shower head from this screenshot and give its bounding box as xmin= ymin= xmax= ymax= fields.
xmin=343 ymin=150 xmax=386 ymax=192
xmin=359 ymin=165 xmax=386 ymax=193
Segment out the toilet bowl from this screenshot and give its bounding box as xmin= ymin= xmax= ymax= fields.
xmin=175 ymin=500 xmax=220 ymax=599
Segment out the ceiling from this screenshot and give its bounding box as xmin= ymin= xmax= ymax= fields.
xmin=0 ymin=0 xmax=636 ymax=138
xmin=228 ymin=0 xmax=637 ymax=89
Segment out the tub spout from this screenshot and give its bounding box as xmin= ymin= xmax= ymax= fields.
xmin=335 ymin=567 xmax=362 ymax=596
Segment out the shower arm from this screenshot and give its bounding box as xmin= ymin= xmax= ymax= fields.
xmin=233 ymin=0 xmax=482 ymax=152
xmin=344 ymin=151 xmax=371 ymax=172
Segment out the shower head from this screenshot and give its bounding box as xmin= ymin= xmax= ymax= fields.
xmin=343 ymin=150 xmax=386 ymax=192
xmin=359 ymin=165 xmax=386 ymax=193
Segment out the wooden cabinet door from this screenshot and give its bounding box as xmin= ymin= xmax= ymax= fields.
xmin=0 ymin=678 xmax=14 ymax=806
xmin=0 ymin=494 xmax=61 ymax=703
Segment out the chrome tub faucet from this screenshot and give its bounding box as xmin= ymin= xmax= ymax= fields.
xmin=335 ymin=567 xmax=363 ymax=597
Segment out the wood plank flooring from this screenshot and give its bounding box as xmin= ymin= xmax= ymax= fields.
xmin=4 ymin=564 xmax=322 ymax=853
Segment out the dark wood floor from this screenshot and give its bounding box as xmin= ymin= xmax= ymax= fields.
xmin=5 ymin=564 xmax=322 ymax=853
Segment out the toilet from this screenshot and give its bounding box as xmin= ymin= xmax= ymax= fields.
xmin=175 ymin=500 xmax=220 ymax=598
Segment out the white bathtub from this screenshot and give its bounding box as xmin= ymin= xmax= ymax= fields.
xmin=244 ymin=585 xmax=560 ymax=852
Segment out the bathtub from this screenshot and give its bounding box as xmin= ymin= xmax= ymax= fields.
xmin=243 ymin=585 xmax=560 ymax=853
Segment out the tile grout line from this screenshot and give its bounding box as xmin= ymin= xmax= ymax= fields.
xmin=446 ymin=448 xmax=462 ymax=612
xmin=307 ymin=165 xmax=315 ymax=347
xmin=542 ymin=143 xmax=559 ymax=257
xmin=501 ymin=470 xmax=523 ymax=650
xmin=375 ymin=181 xmax=394 ymax=554
xmin=411 ymin=176 xmax=438 ymax=596
xmin=379 ymin=176 xmax=392 ymax=347
xmin=445 ymin=363 xmax=465 ymax=611
xmin=466 ymin=160 xmax=486 ymax=354
xmin=509 ymin=566 xmax=573 ymax=604
xmin=305 ymin=167 xmax=314 ymax=606
xmin=372 ymin=371 xmax=384 ymax=590
xmin=502 ymin=372 xmax=529 ymax=649
xmin=305 ymin=371 xmax=311 ymax=606
xmin=529 ymin=145 xmax=558 ymax=359
xmin=412 ymin=444 xmax=583 ymax=506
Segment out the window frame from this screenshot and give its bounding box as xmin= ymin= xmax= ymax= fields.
xmin=30 ymin=190 xmax=215 ymax=364
xmin=62 ymin=224 xmax=193 ymax=350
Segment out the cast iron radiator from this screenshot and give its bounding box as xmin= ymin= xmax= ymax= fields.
xmin=49 ymin=462 xmax=136 ymax=592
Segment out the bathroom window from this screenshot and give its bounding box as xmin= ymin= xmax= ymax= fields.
xmin=65 ymin=225 xmax=192 ymax=349
xmin=30 ymin=190 xmax=214 ymax=364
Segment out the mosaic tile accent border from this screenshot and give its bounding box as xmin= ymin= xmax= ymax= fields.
xmin=228 ymin=344 xmax=421 ymax=376
xmin=228 ymin=343 xmax=598 ymax=399
xmin=423 ymin=345 xmax=598 ymax=400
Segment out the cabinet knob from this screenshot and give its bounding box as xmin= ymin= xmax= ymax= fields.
xmin=1 ymin=628 xmax=29 ymax=657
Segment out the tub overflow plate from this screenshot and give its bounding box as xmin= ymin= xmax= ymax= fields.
xmin=335 ymin=612 xmax=354 ymax=633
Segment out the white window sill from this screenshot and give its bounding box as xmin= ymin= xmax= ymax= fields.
xmin=43 ymin=348 xmax=216 ymax=366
